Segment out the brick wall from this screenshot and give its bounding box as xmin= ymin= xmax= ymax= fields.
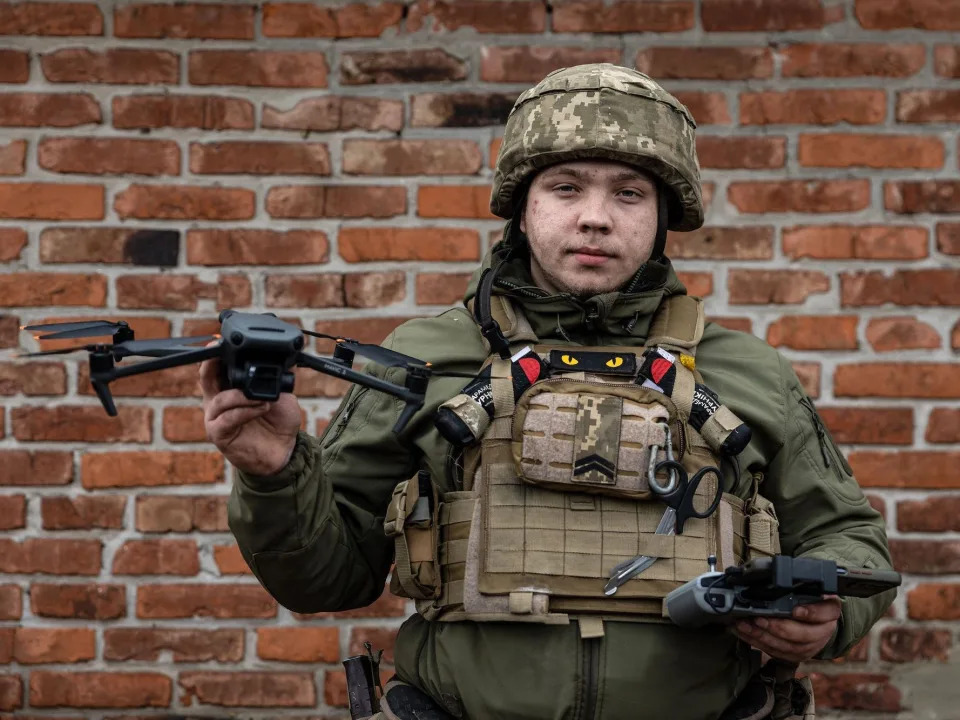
xmin=0 ymin=0 xmax=958 ymax=717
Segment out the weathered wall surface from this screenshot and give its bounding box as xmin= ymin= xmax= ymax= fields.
xmin=0 ymin=0 xmax=958 ymax=717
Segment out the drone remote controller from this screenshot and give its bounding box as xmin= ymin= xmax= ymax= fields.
xmin=665 ymin=555 xmax=901 ymax=628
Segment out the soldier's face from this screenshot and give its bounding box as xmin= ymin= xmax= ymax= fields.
xmin=520 ymin=160 xmax=659 ymax=298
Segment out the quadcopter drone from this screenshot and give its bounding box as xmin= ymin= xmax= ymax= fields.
xmin=20 ymin=310 xmax=474 ymax=434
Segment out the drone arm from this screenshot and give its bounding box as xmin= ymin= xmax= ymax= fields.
xmin=102 ymin=344 xmax=224 ymax=380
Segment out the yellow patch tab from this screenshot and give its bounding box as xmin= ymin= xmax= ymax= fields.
xmin=680 ymin=354 xmax=696 ymax=371
xmin=548 ymin=350 xmax=637 ymax=376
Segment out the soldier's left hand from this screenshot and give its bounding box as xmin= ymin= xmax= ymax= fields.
xmin=733 ymin=596 xmax=842 ymax=663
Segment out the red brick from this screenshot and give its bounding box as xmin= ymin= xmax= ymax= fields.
xmin=926 ymin=408 xmax=960 ymax=444
xmin=728 ymin=270 xmax=829 ymax=304
xmin=729 ymin=180 xmax=870 ymax=214
xmin=677 ymin=272 xmax=713 ymax=298
xmin=341 ymin=48 xmax=467 ymax=84
xmin=82 ymin=452 xmax=222 ymax=489
xmin=263 ymin=96 xmax=403 ymax=132
xmin=40 ymin=48 xmax=178 ymax=84
xmin=30 ymin=671 xmax=171 ymax=708
xmin=344 ymin=272 xmax=406 ymax=308
xmin=783 ymin=225 xmax=928 ymax=260
xmin=0 ymin=451 xmax=72 ymax=486
xmin=417 ymin=185 xmax=494 ymax=219
xmin=179 ymin=671 xmax=314 ymax=707
xmin=115 ymin=184 xmax=254 ymax=221
xmin=898 ymin=496 xmax=960 ymax=532
xmin=782 ymin=43 xmax=925 ymax=77
xmin=553 ymin=1 xmax=693 ymax=32
xmin=810 ymin=672 xmax=901 ymax=712
xmin=263 ymin=2 xmax=402 ymax=37
xmin=0 ymin=496 xmax=24 ymax=530
xmin=0 ymin=362 xmax=66 ymax=396
xmin=162 ymin=407 xmax=207 ymax=443
xmin=292 ymin=368 xmax=350 ymax=399
xmin=0 ymin=586 xmax=20 ymax=621
xmin=481 ymin=46 xmax=621 ymax=83
xmin=740 ymin=89 xmax=886 ymax=125
xmin=818 ymin=407 xmax=913 ymax=445
xmin=866 ymin=317 xmax=940 ymax=352
xmin=257 ymin=627 xmax=339 ymax=663
xmin=407 ymin=0 xmax=545 ymax=32
xmin=907 ymin=584 xmax=960 ymax=620
xmin=136 ymin=495 xmax=227 ymax=533
xmin=213 ymin=543 xmax=251 ymax=575
xmin=841 ymin=270 xmax=960 ymax=307
xmin=266 ymin=274 xmax=345 ymax=308
xmin=115 ymin=275 xmax=201 ymax=310
xmin=885 ymin=181 xmax=960 ymax=213
xmin=113 ymin=539 xmax=199 ymax=576
xmin=0 ymin=141 xmax=26 ymax=176
xmin=635 ymin=46 xmax=772 ymax=79
xmin=189 ymin=50 xmax=328 ymax=88
xmin=708 ymin=317 xmax=752 ymax=334
xmin=411 ymin=92 xmax=516 ymax=128
xmin=38 ymin=137 xmax=179 ymax=176
xmin=836 ymin=364 xmax=960 ymax=399
xmin=668 ymin=227 xmax=774 ymax=260
xmin=416 ymin=273 xmax=471 ymax=306
xmin=0 ymin=50 xmax=29 ymax=83
xmin=13 ymin=628 xmax=95 ymax=664
xmin=703 ymin=0 xmax=838 ymax=30
xmin=856 ymin=0 xmax=960 ymax=29
xmin=340 ymin=228 xmax=479 ymax=263
xmin=697 ymin=136 xmax=785 ymax=169
xmin=41 ymin=496 xmax=126 ymax=530
xmin=312 ymin=317 xmax=411 ymax=352
xmin=673 ymin=92 xmax=731 ymax=125
xmin=0 ymin=183 xmax=103 ymax=220
xmin=296 ymin=585 xmax=406 ymax=620
xmin=344 ymin=139 xmax=482 ymax=176
xmin=767 ymin=316 xmax=858 ymax=350
xmin=137 ymin=584 xmax=276 ymax=619
xmin=187 ymin=229 xmax=329 ymax=266
xmin=897 ymin=90 xmax=960 ymax=123
xmin=113 ymin=94 xmax=254 ymax=130
xmin=349 ymin=627 xmax=398 ymax=664
xmin=938 ymin=224 xmax=960 ymax=255
xmin=267 ymin=185 xmax=406 ymax=219
xmin=953 ymin=320 xmax=960 ymax=350
xmin=880 ymin=628 xmax=952 ymax=663
xmin=30 ymin=583 xmax=125 ymax=619
xmin=0 ymin=92 xmax=100 ymax=127
xmin=13 ymin=405 xmax=151 ymax=443
xmin=39 ymin=227 xmax=178 ymax=266
xmin=104 ymin=628 xmax=243 ymax=662
xmin=799 ymin=133 xmax=943 ymax=169
xmin=935 ymin=45 xmax=960 ymax=78
xmin=0 ymin=271 xmax=105 ymax=305
xmin=189 ymin=141 xmax=329 ymax=175
xmin=78 ymin=364 xmax=199 ymax=400
xmin=0 ymin=3 xmax=102 ymax=35
xmin=890 ymin=539 xmax=960 ymax=574
xmin=0 ymin=539 xmax=100 ymax=574
xmin=0 ymin=316 xmax=15 ymax=349
xmin=850 ymin=451 xmax=960 ymax=489
xmin=0 ymin=228 xmax=24 ymax=260
xmin=115 ymin=3 xmax=254 ymax=38
xmin=0 ymin=675 xmax=20 ymax=711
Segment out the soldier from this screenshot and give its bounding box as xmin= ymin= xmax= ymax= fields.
xmin=201 ymin=64 xmax=894 ymax=720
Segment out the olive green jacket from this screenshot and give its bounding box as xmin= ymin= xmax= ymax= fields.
xmin=229 ymin=252 xmax=893 ymax=720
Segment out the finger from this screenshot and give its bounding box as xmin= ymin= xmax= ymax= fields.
xmin=197 ymin=341 xmax=222 ymax=401
xmin=206 ymin=403 xmax=270 ymax=444
xmin=793 ymin=597 xmax=842 ymax=624
xmin=736 ymin=620 xmax=826 ymax=663
xmin=756 ymin=617 xmax=832 ymax=645
xmin=205 ymin=389 xmax=265 ymax=424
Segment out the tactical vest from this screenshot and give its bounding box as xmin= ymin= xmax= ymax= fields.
xmin=384 ymin=294 xmax=781 ymax=630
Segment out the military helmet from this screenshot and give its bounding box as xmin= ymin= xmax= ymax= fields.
xmin=490 ymin=63 xmax=704 ymax=232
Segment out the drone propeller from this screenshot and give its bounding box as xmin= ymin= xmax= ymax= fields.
xmin=22 ymin=320 xmax=127 ymax=335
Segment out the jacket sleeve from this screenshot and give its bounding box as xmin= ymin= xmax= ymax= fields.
xmin=227 ymin=361 xmax=418 ymax=614
xmin=763 ymin=355 xmax=895 ymax=659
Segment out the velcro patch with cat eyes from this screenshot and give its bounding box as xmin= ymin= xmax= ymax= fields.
xmin=547 ymin=350 xmax=638 ymax=376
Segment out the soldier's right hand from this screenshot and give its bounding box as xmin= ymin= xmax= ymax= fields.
xmin=199 ymin=354 xmax=302 ymax=477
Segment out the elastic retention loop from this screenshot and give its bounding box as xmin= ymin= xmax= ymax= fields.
xmin=651 ymin=178 xmax=670 ymax=262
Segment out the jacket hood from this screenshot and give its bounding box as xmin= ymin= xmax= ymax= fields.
xmin=463 ymin=224 xmax=689 ymax=347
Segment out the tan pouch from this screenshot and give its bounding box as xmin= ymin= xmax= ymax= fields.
xmin=512 ymin=379 xmax=676 ymax=500
xmin=745 ymin=473 xmax=781 ymax=560
xmin=384 ymin=472 xmax=440 ymax=600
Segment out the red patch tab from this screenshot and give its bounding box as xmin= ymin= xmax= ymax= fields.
xmin=651 ymin=357 xmax=673 ymax=384
xmin=519 ymin=357 xmax=541 ymax=384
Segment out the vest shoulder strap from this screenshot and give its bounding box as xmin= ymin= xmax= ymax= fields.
xmin=645 ymin=294 xmax=705 ymax=356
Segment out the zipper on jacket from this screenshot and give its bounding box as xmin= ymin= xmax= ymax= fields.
xmin=799 ymin=396 xmax=831 ymax=468
xmin=577 ymin=635 xmax=602 ymax=720
xmin=323 ymin=386 xmax=368 ymax=448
